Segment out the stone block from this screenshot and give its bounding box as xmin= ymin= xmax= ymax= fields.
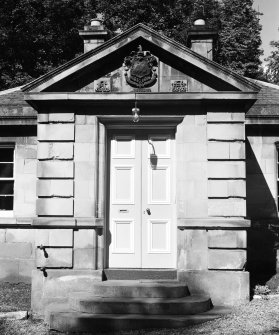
xmin=228 ymin=180 xmax=246 ymax=197
xmin=49 ymin=113 xmax=74 ymax=123
xmin=265 ymin=159 xmax=275 ymax=174
xmin=16 ymin=145 xmax=37 ymax=159
xmin=208 ymin=198 xmax=246 ymax=217
xmin=75 ymin=115 xmax=86 ymax=125
xmin=75 ymin=125 xmax=96 ymax=143
xmin=230 ymin=142 xmax=245 ymax=159
xmin=24 ymin=185 xmax=37 ymax=203
xmin=208 ymin=161 xmax=245 ymax=179
xmin=262 ymin=144 xmax=275 ymax=159
xmin=208 ymin=180 xmax=228 ymax=197
xmin=37 ymin=161 xmax=74 ymax=178
xmin=38 ymin=124 xmax=74 ymax=141
xmin=38 ymin=114 xmax=49 ymax=123
xmin=177 ymin=229 xmax=208 ymax=270
xmin=184 ymin=199 xmax=208 ymax=218
xmin=184 ymin=162 xmax=207 ymax=181
xmin=208 ymin=249 xmax=246 ymax=270
xmin=195 ymin=114 xmax=207 ymax=126
xmin=177 ymin=180 xmax=207 ymax=201
xmin=36 ymin=198 xmax=74 ymax=216
xmin=208 ymin=230 xmax=247 ymax=248
xmin=31 ymin=269 xmax=102 ymax=314
xmin=182 ymin=125 xmax=207 ymax=143
xmin=35 ymin=229 xmax=50 ymax=246
xmin=6 ymin=229 xmax=35 ymax=243
xmin=178 ymin=270 xmax=249 ymax=306
xmin=74 ymin=229 xmax=94 ymax=248
xmin=208 ymin=179 xmax=246 ymax=198
xmin=75 ymin=162 xmax=95 ymax=181
xmin=14 ymin=203 xmax=36 ymax=217
xmin=74 ymin=200 xmax=95 ymax=217
xmin=36 ymin=248 xmax=73 ymax=268
xmin=49 ymin=229 xmax=73 ymax=247
xmin=23 ymin=159 xmax=37 ymax=174
xmin=33 ymin=218 xmax=75 ymax=226
xmin=0 ymin=260 xmax=19 ymax=283
xmin=36 ymin=228 xmax=71 ymax=247
xmin=86 ymin=115 xmax=97 ymax=125
xmin=74 ymin=143 xmax=95 ymax=161
xmin=76 ymin=218 xmax=103 ymax=227
xmin=207 ymin=142 xmax=229 ymax=159
xmin=179 ymin=143 xmax=207 ymax=162
xmin=75 ymin=180 xmax=95 ymax=199
xmin=0 ymin=229 xmax=5 ymax=243
xmin=207 ymin=124 xmax=245 ymax=141
xmin=15 ymin=158 xmax=24 ymax=174
xmin=0 ymin=242 xmax=32 ymax=259
xmin=37 ymin=142 xmax=74 ymax=159
xmin=19 ymin=259 xmax=36 ymax=283
xmin=37 ymin=180 xmax=74 ymax=197
xmin=207 ymin=112 xmax=245 ymax=122
xmin=74 ymin=249 xmax=94 ymax=269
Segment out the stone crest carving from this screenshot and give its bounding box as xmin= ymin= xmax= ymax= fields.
xmin=123 ymin=45 xmax=158 ymax=88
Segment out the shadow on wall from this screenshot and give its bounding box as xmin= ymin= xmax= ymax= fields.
xmin=246 ymin=139 xmax=278 ymax=292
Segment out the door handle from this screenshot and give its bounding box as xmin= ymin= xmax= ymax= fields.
xmin=146 ymin=208 xmax=151 ymax=215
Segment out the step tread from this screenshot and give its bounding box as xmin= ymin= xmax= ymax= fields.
xmin=92 ymin=280 xmax=185 ymax=287
xmin=48 ymin=304 xmax=231 ymax=319
xmin=49 ymin=305 xmax=231 ymax=332
xmin=52 ymin=308 xmax=229 ymax=319
xmin=70 ymin=294 xmax=210 ymax=303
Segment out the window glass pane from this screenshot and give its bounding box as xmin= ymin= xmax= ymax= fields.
xmin=0 ymin=196 xmax=13 ymax=210
xmin=0 ymin=148 xmax=14 ymax=162
xmin=0 ymin=181 xmax=14 ymax=195
xmin=0 ymin=164 xmax=13 ymax=178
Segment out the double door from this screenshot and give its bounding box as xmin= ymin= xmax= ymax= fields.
xmin=108 ymin=131 xmax=176 ymax=268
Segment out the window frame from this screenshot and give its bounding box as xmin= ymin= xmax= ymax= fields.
xmin=0 ymin=144 xmax=15 ymax=217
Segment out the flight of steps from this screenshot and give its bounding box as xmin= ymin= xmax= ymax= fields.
xmin=46 ymin=280 xmax=229 ymax=333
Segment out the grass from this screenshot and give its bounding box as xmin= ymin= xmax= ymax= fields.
xmin=1 ymin=283 xmax=279 ymax=334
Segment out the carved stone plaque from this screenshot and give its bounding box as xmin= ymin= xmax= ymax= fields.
xmin=123 ymin=45 xmax=158 ymax=88
xmin=171 ymin=80 xmax=188 ymax=93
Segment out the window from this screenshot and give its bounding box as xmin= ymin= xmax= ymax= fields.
xmin=0 ymin=145 xmax=14 ymax=212
xmin=276 ymin=142 xmax=279 ymax=211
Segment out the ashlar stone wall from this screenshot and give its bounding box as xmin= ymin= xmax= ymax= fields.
xmin=176 ymin=107 xmax=249 ymax=306
xmin=0 ymin=133 xmax=37 ymax=283
xmin=207 ymin=108 xmax=246 ymax=218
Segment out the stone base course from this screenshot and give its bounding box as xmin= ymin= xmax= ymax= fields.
xmin=178 ymin=270 xmax=249 ymax=306
xmin=31 ymin=269 xmax=103 ymax=316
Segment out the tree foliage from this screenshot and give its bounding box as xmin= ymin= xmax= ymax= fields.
xmin=0 ymin=0 xmax=263 ymax=90
xmin=216 ymin=0 xmax=263 ymax=79
xmin=265 ymin=40 xmax=279 ymax=85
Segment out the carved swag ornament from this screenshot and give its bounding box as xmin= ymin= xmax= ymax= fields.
xmin=123 ymin=45 xmax=158 ymax=88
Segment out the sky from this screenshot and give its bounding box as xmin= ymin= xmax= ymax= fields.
xmin=253 ymin=0 xmax=279 ymax=64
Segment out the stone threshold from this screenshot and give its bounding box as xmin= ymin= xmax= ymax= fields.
xmin=178 ymin=218 xmax=251 ymax=229
xmin=0 ymin=217 xmax=104 ymax=228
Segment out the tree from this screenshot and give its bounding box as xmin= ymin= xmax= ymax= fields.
xmin=265 ymin=40 xmax=279 ymax=85
xmin=216 ymin=0 xmax=263 ymax=78
xmin=0 ymin=0 xmax=87 ymax=89
xmin=0 ymin=0 xmax=263 ymax=90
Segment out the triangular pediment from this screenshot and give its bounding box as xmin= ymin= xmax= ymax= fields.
xmin=22 ymin=24 xmax=259 ymax=93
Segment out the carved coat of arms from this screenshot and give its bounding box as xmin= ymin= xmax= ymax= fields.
xmin=123 ymin=45 xmax=158 ymax=88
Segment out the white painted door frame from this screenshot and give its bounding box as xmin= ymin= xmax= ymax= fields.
xmin=107 ymin=129 xmax=176 ymax=269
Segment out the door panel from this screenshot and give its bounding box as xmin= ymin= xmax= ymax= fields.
xmin=142 ymin=135 xmax=175 ymax=268
xmin=109 ymin=132 xmax=175 ymax=269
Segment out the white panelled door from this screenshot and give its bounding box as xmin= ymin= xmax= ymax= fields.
xmin=109 ymin=132 xmax=176 ymax=268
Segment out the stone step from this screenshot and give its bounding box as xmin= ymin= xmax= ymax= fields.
xmin=104 ymin=268 xmax=177 ymax=280
xmin=76 ymin=280 xmax=189 ymax=298
xmin=49 ymin=307 xmax=231 ymax=333
xmin=69 ymin=294 xmax=211 ymax=315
